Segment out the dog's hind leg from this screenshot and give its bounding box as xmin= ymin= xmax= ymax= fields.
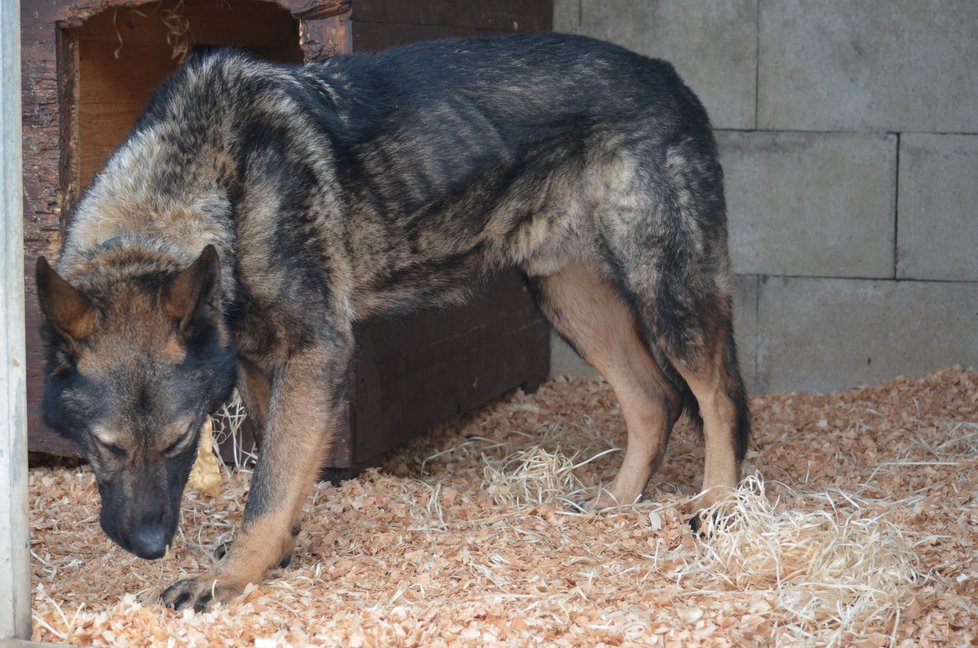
xmin=651 ymin=304 xmax=749 ymax=510
xmin=530 ymin=262 xmax=683 ymax=507
xmin=599 ymin=138 xmax=751 ymax=510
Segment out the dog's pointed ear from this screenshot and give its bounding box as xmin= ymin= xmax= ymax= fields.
xmin=163 ymin=245 xmax=221 ymax=334
xmin=36 ymin=256 xmax=97 ymax=341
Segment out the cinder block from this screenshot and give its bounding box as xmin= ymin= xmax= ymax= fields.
xmin=756 ymin=277 xmax=978 ymax=393
xmin=568 ymin=0 xmax=756 ymax=130
xmin=552 ymin=0 xmax=581 ymax=33
xmin=717 ymin=131 xmax=897 ymax=278
xmin=897 ymin=134 xmax=978 ymax=282
xmin=758 ymin=0 xmax=978 ymax=132
xmin=550 ymin=331 xmax=596 ymax=378
xmin=548 ymin=275 xmax=760 ymax=396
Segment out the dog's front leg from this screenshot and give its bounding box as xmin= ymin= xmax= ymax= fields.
xmin=161 ymin=345 xmax=348 ymax=610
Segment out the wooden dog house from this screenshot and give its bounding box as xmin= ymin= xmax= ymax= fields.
xmin=21 ymin=0 xmax=553 ymax=472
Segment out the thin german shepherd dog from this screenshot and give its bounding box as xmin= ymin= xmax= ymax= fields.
xmin=36 ymin=33 xmax=750 ymax=610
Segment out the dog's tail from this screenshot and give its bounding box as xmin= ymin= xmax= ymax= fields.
xmin=653 ymin=347 xmax=752 ymax=461
xmin=654 ymin=330 xmax=751 ymax=462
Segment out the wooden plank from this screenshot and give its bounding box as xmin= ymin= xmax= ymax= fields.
xmin=352 ymin=21 xmax=487 ymax=51
xmin=298 ymin=11 xmax=352 ymax=60
xmin=352 ymin=0 xmax=552 ymax=32
xmin=352 ymin=270 xmax=549 ymax=465
xmin=279 ymin=0 xmax=349 ymax=21
xmin=351 ymin=0 xmax=553 ymax=53
xmin=57 ymin=28 xmax=81 ymax=227
xmin=22 ymin=1 xmax=70 ymax=458
xmin=1 ymin=0 xmax=31 ymax=638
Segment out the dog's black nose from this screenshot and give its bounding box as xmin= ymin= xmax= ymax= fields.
xmin=129 ymin=523 xmax=169 ymax=559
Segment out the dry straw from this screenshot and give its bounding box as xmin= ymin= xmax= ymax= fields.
xmin=481 ymin=446 xmax=620 ymax=509
xmin=208 ymin=390 xmax=253 ymax=469
xmin=482 ymin=446 xmax=585 ymax=508
xmin=679 ymin=473 xmax=922 ymax=646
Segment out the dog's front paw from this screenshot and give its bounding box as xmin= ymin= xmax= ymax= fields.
xmin=160 ymin=574 xmax=246 ymax=611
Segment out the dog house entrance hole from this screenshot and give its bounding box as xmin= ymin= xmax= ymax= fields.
xmin=62 ymin=0 xmax=303 ymax=202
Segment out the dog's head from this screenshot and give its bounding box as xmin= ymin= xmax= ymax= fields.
xmin=35 ymin=245 xmax=236 ymax=559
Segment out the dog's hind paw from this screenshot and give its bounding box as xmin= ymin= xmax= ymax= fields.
xmin=160 ymin=574 xmax=246 ymax=611
xmin=213 ymin=541 xmax=232 ymax=561
xmin=688 ymin=509 xmax=729 ymax=537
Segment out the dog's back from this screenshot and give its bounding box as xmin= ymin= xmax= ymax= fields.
xmin=61 ymin=34 xmax=717 ymax=317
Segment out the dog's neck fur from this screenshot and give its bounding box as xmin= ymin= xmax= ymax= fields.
xmin=55 ymin=53 xmax=336 ymax=308
xmin=58 ymin=118 xmax=238 ymax=301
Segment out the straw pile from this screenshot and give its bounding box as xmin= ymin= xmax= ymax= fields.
xmin=685 ymin=474 xmax=921 ymax=644
xmin=28 ymin=366 xmax=978 ymax=646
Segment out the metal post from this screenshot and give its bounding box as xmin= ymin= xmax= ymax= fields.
xmin=0 ymin=0 xmax=31 ymax=639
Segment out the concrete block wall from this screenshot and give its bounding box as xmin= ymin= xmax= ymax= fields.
xmin=551 ymin=0 xmax=978 ymax=393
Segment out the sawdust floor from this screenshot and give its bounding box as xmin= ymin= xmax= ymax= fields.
xmin=29 ymin=367 xmax=978 ymax=647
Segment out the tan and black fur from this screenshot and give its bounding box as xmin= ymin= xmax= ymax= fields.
xmin=36 ymin=34 xmax=750 ymax=610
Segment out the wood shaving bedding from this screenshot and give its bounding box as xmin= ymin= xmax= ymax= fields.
xmin=28 ymin=367 xmax=978 ymax=646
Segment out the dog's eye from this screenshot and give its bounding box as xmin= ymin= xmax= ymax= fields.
xmin=163 ymin=424 xmax=196 ymax=457
xmin=90 ymin=426 xmax=129 ymax=458
xmin=162 ymin=437 xmax=186 ymax=456
xmin=95 ymin=438 xmax=128 ymax=458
